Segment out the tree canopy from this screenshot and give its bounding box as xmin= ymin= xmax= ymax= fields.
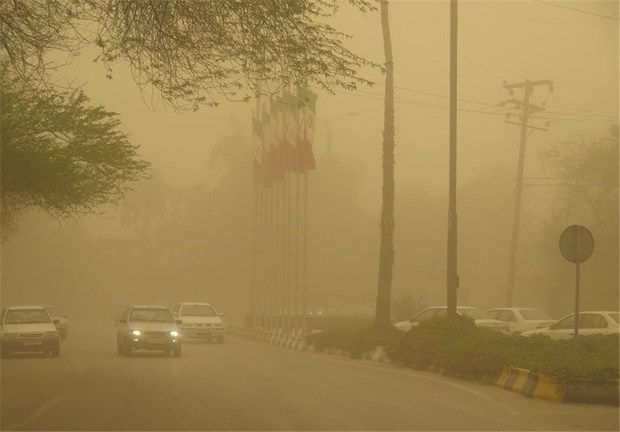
xmin=1 ymin=0 xmax=377 ymax=109
xmin=0 ymin=69 xmax=150 ymax=236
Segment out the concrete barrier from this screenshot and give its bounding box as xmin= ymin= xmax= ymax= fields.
xmin=494 ymin=367 xmax=618 ymax=405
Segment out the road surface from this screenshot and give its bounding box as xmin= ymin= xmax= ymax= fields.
xmin=1 ymin=318 xmax=618 ymax=430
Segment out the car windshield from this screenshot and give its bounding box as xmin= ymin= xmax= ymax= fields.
xmin=458 ymin=308 xmax=485 ymax=319
xmin=520 ymin=309 xmax=552 ymax=320
xmin=130 ymin=308 xmax=174 ymax=323
xmin=608 ymin=313 xmax=619 ymax=324
xmin=181 ymin=305 xmax=217 ymax=317
xmin=5 ymin=309 xmax=51 ymax=324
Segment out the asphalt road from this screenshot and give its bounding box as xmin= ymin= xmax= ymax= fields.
xmin=1 ymin=318 xmax=618 ymax=431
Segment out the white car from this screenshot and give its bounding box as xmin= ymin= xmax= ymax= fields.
xmin=1 ymin=305 xmax=61 ymax=357
xmin=171 ymin=302 xmax=225 ymax=343
xmin=394 ymin=306 xmax=509 ymax=333
xmin=117 ymin=305 xmax=182 ymax=357
xmin=485 ymin=307 xmax=555 ymax=335
xmin=521 ymin=311 xmax=620 ymax=340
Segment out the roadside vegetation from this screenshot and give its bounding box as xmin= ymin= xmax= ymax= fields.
xmin=306 ymin=316 xmax=619 ymax=381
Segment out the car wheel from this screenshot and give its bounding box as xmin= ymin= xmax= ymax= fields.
xmin=61 ymin=330 xmax=68 ymax=340
xmin=164 ymin=348 xmax=172 ymax=356
xmin=1 ymin=347 xmax=9 ymax=358
xmin=173 ymin=346 xmax=182 ymax=357
xmin=51 ymin=344 xmax=60 ymax=357
xmin=217 ymin=337 xmax=224 ymax=344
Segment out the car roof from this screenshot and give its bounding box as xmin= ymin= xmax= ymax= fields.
xmin=177 ymin=302 xmax=213 ymax=306
xmin=5 ymin=305 xmax=47 ymax=310
xmin=569 ymin=311 xmax=619 ymax=314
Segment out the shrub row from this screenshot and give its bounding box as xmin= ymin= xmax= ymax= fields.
xmin=306 ymin=316 xmax=619 ymax=381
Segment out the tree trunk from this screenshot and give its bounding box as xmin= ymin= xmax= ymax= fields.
xmin=375 ymin=0 xmax=395 ymax=329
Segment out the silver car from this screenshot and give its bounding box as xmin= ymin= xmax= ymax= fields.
xmin=117 ymin=305 xmax=182 ymax=357
xmin=171 ymin=302 xmax=225 ymax=343
xmin=522 ymin=311 xmax=620 ymax=340
xmin=1 ymin=305 xmax=61 ymax=357
xmin=485 ymin=307 xmax=554 ymax=335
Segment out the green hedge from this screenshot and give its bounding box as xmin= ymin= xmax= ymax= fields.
xmin=306 ymin=316 xmax=619 ymax=381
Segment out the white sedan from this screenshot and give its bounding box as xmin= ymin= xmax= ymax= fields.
xmin=521 ymin=311 xmax=620 ymax=340
xmin=485 ymin=307 xmax=555 ymax=335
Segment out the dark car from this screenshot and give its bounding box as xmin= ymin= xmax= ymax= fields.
xmin=43 ymin=305 xmax=69 ymax=339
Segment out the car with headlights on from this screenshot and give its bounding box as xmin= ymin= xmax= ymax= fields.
xmin=171 ymin=302 xmax=225 ymax=343
xmin=485 ymin=307 xmax=555 ymax=335
xmin=43 ymin=305 xmax=69 ymax=339
xmin=1 ymin=305 xmax=60 ymax=357
xmin=521 ymin=311 xmax=620 ymax=340
xmin=394 ymin=306 xmax=509 ymax=333
xmin=117 ymin=305 xmax=182 ymax=356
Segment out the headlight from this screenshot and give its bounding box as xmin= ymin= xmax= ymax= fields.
xmin=169 ymin=331 xmax=179 ymax=337
xmin=131 ymin=330 xmax=141 ymax=336
xmin=44 ymin=331 xmax=58 ymax=338
xmin=3 ymin=333 xmax=18 ymax=339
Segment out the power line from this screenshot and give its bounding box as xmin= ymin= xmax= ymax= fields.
xmin=335 ymin=87 xmax=615 ymax=121
xmin=475 ymin=1 xmax=602 ymax=24
xmin=532 ymin=0 xmax=619 ymax=21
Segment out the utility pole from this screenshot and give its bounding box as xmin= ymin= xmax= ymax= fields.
xmin=447 ymin=0 xmax=458 ymax=319
xmin=503 ymin=78 xmax=553 ymax=307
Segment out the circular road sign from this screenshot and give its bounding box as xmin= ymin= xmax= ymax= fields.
xmin=559 ymin=225 xmax=594 ymax=263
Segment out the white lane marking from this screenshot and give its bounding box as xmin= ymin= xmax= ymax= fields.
xmin=6 ymin=393 xmax=64 ymax=431
xmin=232 ymin=337 xmax=521 ymax=415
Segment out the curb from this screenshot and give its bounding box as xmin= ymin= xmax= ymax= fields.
xmin=227 ymin=326 xmax=619 ymax=405
xmin=495 ymin=367 xmax=619 ymax=406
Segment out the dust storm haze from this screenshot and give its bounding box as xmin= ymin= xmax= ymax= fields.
xmin=1 ymin=2 xmax=619 ymax=430
xmin=1 ymin=1 xmax=618 ymax=324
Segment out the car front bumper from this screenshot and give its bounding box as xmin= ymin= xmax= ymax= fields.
xmin=180 ymin=327 xmax=225 ymax=339
xmin=2 ymin=338 xmax=59 ymax=352
xmin=127 ymin=336 xmax=181 ymax=351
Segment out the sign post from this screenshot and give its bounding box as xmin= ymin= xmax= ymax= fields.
xmin=559 ymin=225 xmax=594 ymax=368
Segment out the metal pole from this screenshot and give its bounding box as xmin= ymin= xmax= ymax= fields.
xmin=573 ymin=227 xmax=581 ymax=369
xmin=302 ymin=172 xmax=308 ymax=335
xmin=447 ymin=0 xmax=458 ymax=319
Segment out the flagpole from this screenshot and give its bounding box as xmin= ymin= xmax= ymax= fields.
xmin=302 ymin=171 xmax=309 ymax=336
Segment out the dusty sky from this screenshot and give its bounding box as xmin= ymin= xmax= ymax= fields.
xmin=3 ymin=0 xmax=618 ymax=320
xmin=54 ymin=0 xmax=618 ymax=197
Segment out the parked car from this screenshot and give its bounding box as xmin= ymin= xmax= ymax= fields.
xmin=394 ymin=306 xmax=509 ymax=333
xmin=171 ymin=302 xmax=225 ymax=343
xmin=43 ymin=305 xmax=69 ymax=339
xmin=485 ymin=307 xmax=554 ymax=335
xmin=117 ymin=305 xmax=182 ymax=357
xmin=1 ymin=305 xmax=60 ymax=357
xmin=521 ymin=311 xmax=620 ymax=340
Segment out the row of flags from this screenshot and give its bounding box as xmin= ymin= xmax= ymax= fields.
xmin=253 ymin=87 xmax=318 ymax=185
